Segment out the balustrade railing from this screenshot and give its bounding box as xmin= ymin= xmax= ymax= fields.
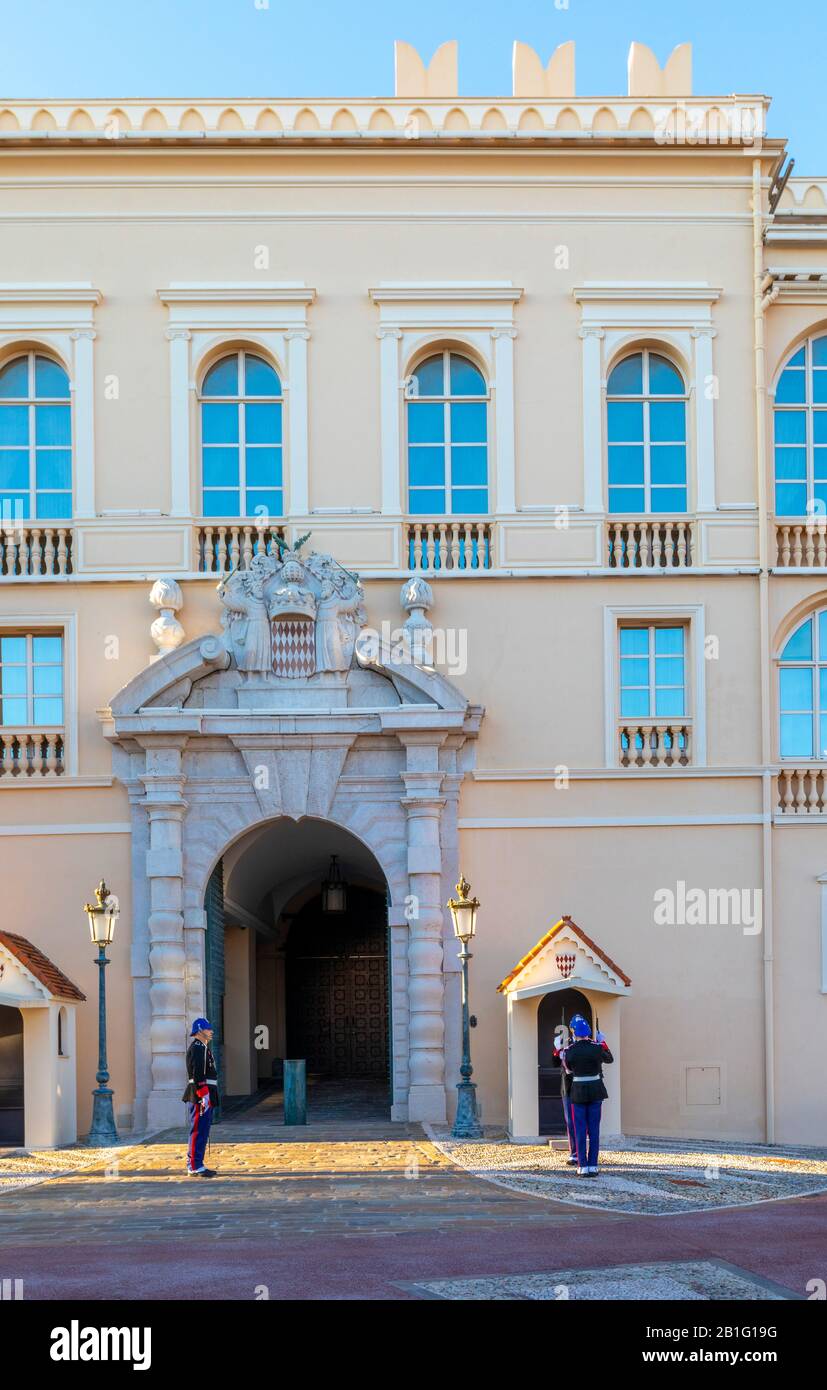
xmin=405 ymin=519 xmax=494 ymax=572
xmin=618 ymin=721 xmax=692 ymax=768
xmin=607 ymin=518 xmax=694 ymax=569
xmin=0 ymin=526 xmax=73 ymax=577
xmin=774 ymin=522 xmax=827 ymax=568
xmin=776 ymin=766 xmax=827 ymax=814
xmin=0 ymin=730 xmax=65 ymax=777
xmin=195 ymin=521 xmax=288 ymax=574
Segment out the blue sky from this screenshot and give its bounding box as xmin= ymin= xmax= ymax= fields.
xmin=0 ymin=0 xmax=823 ymax=169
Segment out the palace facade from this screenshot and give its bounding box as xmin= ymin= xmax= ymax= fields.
xmin=1 ymin=40 xmax=826 ymax=1150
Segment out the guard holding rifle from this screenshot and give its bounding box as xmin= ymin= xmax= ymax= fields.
xmin=566 ymin=1013 xmax=613 ymax=1176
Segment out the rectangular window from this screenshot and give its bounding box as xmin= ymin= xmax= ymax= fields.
xmin=0 ymin=632 xmax=64 ymax=726
xmin=617 ymin=625 xmax=689 ymax=761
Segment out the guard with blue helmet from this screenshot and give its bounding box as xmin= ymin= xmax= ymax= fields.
xmin=566 ymin=1014 xmax=613 ymax=1176
xmin=182 ymin=1018 xmax=219 ymax=1177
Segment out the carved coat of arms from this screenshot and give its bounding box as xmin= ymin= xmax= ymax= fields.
xmin=217 ymin=543 xmax=367 ymax=679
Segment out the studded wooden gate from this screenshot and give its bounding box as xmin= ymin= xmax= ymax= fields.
xmin=286 ymin=888 xmax=389 ymax=1079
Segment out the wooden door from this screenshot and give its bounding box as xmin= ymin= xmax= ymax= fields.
xmin=286 ymin=889 xmax=388 ymax=1079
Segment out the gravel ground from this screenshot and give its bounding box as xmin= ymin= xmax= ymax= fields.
xmin=0 ymin=1142 xmax=132 ymax=1192
xmin=427 ymin=1128 xmax=827 ymax=1216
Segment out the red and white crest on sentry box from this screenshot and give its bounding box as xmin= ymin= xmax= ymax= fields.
xmin=555 ymin=953 xmax=576 ymax=979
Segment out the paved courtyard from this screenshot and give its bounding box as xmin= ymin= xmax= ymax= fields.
xmin=0 ymin=1081 xmax=823 ymax=1300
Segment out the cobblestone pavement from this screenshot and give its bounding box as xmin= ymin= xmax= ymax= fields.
xmin=0 ymin=1081 xmax=824 ymax=1300
xmin=429 ymin=1129 xmax=827 ymax=1216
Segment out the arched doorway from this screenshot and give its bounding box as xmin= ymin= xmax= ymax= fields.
xmin=203 ymin=817 xmax=391 ymax=1114
xmin=0 ymin=1005 xmax=24 ymax=1146
xmin=537 ymin=988 xmax=592 ymax=1136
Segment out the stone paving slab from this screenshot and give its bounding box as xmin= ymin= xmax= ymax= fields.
xmin=403 ymin=1259 xmax=799 ymax=1301
xmin=429 ymin=1128 xmax=827 ymax=1216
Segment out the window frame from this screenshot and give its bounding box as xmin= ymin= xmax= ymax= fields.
xmin=405 ymin=348 xmax=490 ymax=517
xmin=0 ymin=350 xmax=73 ymax=523
xmin=198 ymin=348 xmax=285 ymax=521
xmin=0 ymin=629 xmax=65 ymax=729
xmin=773 ymin=334 xmax=827 ymax=520
xmin=618 ymin=622 xmax=688 ymax=722
xmin=604 ymin=604 xmax=706 ymax=767
xmin=777 ymin=609 xmax=827 ymax=761
xmin=606 ymin=348 xmax=689 ymax=516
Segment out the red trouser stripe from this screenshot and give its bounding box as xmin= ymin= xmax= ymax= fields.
xmin=188 ymin=1105 xmax=200 ymax=1170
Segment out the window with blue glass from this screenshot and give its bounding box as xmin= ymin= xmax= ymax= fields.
xmin=773 ymin=335 xmax=827 ymax=517
xmin=0 ymin=353 xmax=72 ymax=522
xmin=200 ymin=351 xmax=283 ymax=519
xmin=406 ymin=351 xmax=488 ymax=515
xmin=619 ymin=625 xmax=686 ymax=719
xmin=778 ymin=610 xmax=827 ymax=759
xmin=0 ymin=633 xmax=64 ymax=727
xmin=607 ymin=351 xmax=688 ymax=514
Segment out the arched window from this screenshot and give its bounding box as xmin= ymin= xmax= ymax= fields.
xmin=200 ymin=350 xmax=283 ymax=519
xmin=407 ymin=350 xmax=488 ymax=515
xmin=779 ymin=609 xmax=827 ymax=759
xmin=607 ymin=350 xmax=687 ymax=514
xmin=0 ymin=352 xmax=72 ymax=521
xmin=773 ymin=334 xmax=827 ymax=517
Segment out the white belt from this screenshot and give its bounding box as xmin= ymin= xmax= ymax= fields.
xmin=572 ymin=1074 xmax=601 ymax=1082
xmin=188 ymin=1078 xmax=218 ymax=1085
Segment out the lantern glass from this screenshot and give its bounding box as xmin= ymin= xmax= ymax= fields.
xmin=321 ymin=856 xmax=347 ymax=914
xmin=85 ymin=883 xmax=119 ymax=946
xmin=447 ymin=875 xmax=480 ymax=943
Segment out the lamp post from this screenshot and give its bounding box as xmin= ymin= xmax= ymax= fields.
xmin=447 ymin=874 xmax=483 ymax=1140
xmin=83 ymin=880 xmax=119 ymax=1147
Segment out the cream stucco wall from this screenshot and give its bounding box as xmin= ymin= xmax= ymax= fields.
xmin=1 ymin=106 xmax=825 ymax=1144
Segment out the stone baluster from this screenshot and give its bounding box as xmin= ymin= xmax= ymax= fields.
xmin=450 ymin=522 xmax=460 ymax=570
xmin=806 ymin=768 xmax=820 ymax=813
xmin=654 ymin=724 xmax=668 ymax=763
xmin=1 ymin=733 xmax=16 ymax=776
xmin=792 ymin=525 xmax=804 ymax=566
xmin=677 ymin=522 xmax=689 ymax=568
xmin=242 ymin=526 xmax=254 ymax=569
xmin=805 ymin=527 xmax=816 ymax=566
xmin=400 ymin=736 xmax=447 ymax=1123
xmin=794 ymin=770 xmax=807 ymax=813
xmin=56 ymin=528 xmax=69 ymax=575
xmin=43 ymin=528 xmax=55 ymax=575
xmin=139 ymin=738 xmax=190 ymax=1130
xmin=639 ymin=725 xmax=654 ymax=766
xmin=779 ymin=769 xmax=793 ymax=812
xmin=18 ymin=529 xmax=30 ymax=576
xmin=214 ymin=527 xmax=226 ymax=573
xmin=777 ymin=525 xmax=790 ymax=566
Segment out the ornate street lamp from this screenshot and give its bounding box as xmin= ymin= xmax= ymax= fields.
xmin=447 ymin=874 xmax=483 ymax=1140
xmin=83 ymin=880 xmax=119 ymax=1147
xmin=321 ymin=854 xmax=347 ymax=914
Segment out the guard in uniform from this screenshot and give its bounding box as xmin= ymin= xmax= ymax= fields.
xmin=566 ymin=1014 xmax=614 ymax=1176
xmin=182 ymin=1017 xmax=218 ymax=1177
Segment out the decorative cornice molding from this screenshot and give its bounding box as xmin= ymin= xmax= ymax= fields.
xmin=370 ymin=282 xmax=523 ymax=305
xmin=574 ymin=282 xmax=722 ymax=303
xmin=0 ymin=282 xmax=102 ymax=305
xmin=158 ymin=282 xmax=316 ymax=306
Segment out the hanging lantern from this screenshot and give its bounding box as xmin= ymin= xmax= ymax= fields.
xmin=321 ymin=855 xmax=347 ymax=914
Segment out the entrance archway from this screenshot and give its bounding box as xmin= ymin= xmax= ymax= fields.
xmin=537 ymin=988 xmax=592 ymax=1136
xmin=0 ymin=1005 xmax=24 ymax=1146
xmin=203 ymin=816 xmax=391 ymax=1112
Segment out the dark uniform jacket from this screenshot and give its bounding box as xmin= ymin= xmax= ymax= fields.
xmin=182 ymin=1038 xmax=218 ymax=1105
xmin=565 ymin=1039 xmax=613 ymax=1105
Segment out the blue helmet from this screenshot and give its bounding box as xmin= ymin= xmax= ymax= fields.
xmin=569 ymin=1014 xmax=591 ymax=1039
xmin=191 ymin=1017 xmax=212 ymax=1036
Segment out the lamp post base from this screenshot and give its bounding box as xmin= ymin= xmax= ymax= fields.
xmin=87 ymin=1086 xmax=119 ymax=1147
xmin=451 ymin=1081 xmax=484 ymax=1140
